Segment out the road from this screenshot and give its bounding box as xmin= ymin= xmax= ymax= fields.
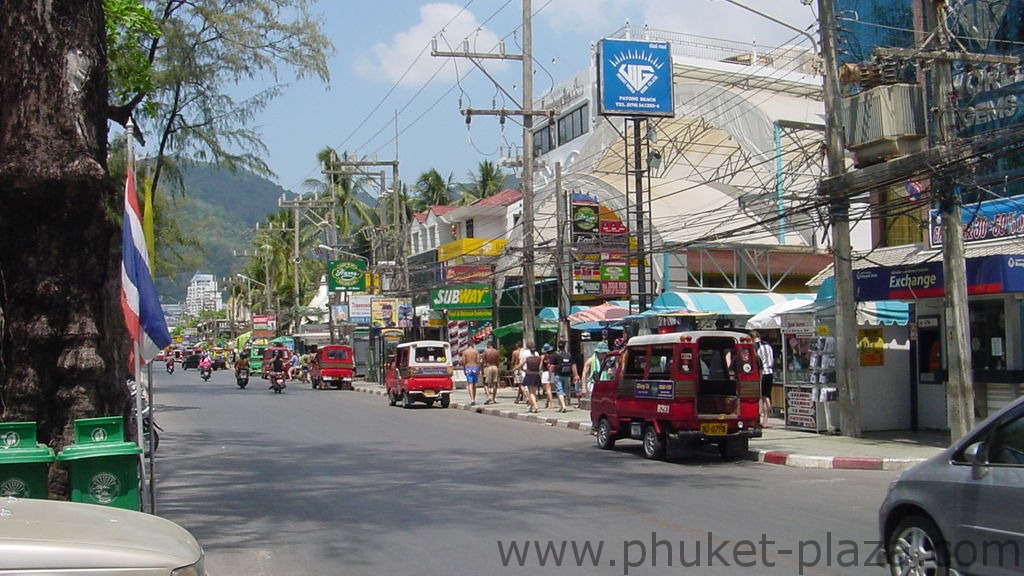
xmin=149 ymin=366 xmax=894 ymax=576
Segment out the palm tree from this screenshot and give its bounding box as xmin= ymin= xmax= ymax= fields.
xmin=459 ymin=159 xmax=507 ymax=205
xmin=414 ymin=168 xmax=454 ymax=210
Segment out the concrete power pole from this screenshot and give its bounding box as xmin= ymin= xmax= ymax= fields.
xmin=817 ymin=0 xmax=861 ymax=437
xmin=928 ymin=0 xmax=975 ymax=439
xmin=432 ymin=0 xmax=553 ymax=342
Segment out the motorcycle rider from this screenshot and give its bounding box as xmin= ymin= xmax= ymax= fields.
xmin=269 ymin=350 xmax=286 ymax=389
xmin=234 ymin=352 xmax=250 ymax=378
xmin=199 ymin=352 xmax=213 ymax=378
xmin=165 ymin=355 xmax=175 ymax=374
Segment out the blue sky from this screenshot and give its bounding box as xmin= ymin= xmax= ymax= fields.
xmin=250 ymin=0 xmax=819 ymax=195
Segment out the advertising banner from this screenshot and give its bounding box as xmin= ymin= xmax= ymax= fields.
xmin=327 ymin=260 xmax=367 ymax=292
xmin=349 ymin=295 xmax=372 ymax=324
xmin=597 ymin=38 xmax=675 ymax=117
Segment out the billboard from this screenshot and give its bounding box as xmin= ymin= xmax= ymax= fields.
xmin=597 ymin=38 xmax=674 ymax=117
xmin=327 ymin=260 xmax=367 ymax=292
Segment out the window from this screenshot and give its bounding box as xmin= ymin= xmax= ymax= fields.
xmin=969 ymin=300 xmax=1006 ymax=370
xmin=429 ymin=226 xmax=437 ymax=248
xmin=624 ymin=348 xmax=647 ymax=378
xmin=534 ymin=124 xmax=554 ymax=155
xmin=465 ymin=218 xmax=475 ymax=238
xmin=649 ymin=346 xmax=674 ymax=376
xmin=557 ymin=104 xmax=589 ymax=146
xmin=987 ymin=411 xmax=1024 ymax=465
xmin=411 ymin=232 xmax=420 ymax=254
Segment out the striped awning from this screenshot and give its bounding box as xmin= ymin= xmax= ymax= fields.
xmin=651 ymin=291 xmax=816 ymax=317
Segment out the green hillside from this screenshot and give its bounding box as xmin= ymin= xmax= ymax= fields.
xmin=155 ymin=164 xmax=287 ymax=302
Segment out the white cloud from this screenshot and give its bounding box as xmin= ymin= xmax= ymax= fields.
xmin=353 ymin=3 xmax=507 ymax=88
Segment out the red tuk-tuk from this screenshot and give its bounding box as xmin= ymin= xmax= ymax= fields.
xmin=590 ymin=331 xmax=763 ymax=460
xmin=315 ymin=344 xmax=355 ymax=390
xmin=384 ymin=340 xmax=453 ymax=408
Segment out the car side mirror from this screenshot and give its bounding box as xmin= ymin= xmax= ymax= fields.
xmin=964 ymin=441 xmax=989 ymax=478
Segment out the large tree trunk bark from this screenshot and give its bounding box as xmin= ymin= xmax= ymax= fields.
xmin=0 ymin=1 xmax=129 ymax=499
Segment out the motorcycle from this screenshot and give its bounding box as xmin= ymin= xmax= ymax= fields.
xmin=127 ymin=379 xmax=162 ymax=455
xmin=199 ymin=365 xmax=212 ymax=381
xmin=269 ymin=371 xmax=287 ymax=393
xmin=236 ymin=368 xmax=249 ymax=389
xmin=165 ymin=360 xmax=174 ymax=375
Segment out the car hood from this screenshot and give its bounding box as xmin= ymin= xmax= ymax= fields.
xmin=0 ymin=497 xmax=202 ymax=571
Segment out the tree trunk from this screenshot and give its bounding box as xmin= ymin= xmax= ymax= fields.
xmin=0 ymin=1 xmax=130 ymax=499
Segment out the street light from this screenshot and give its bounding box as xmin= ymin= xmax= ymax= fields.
xmin=236 ymin=273 xmax=266 ymax=318
xmin=317 ymin=244 xmax=369 ymax=264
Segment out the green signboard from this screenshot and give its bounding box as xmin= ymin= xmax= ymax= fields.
xmin=430 ymin=284 xmax=492 ymax=310
xmin=327 ymin=260 xmax=367 ymax=292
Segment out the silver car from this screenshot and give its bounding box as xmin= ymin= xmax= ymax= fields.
xmin=0 ymin=496 xmax=205 ymax=575
xmin=879 ymin=395 xmax=1024 ymax=575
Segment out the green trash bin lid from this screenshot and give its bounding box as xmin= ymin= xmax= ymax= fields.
xmin=56 ymin=442 xmax=141 ymax=462
xmin=0 ymin=421 xmax=40 ymax=448
xmin=72 ymin=416 xmax=126 ymax=445
xmin=0 ymin=444 xmax=55 ymax=464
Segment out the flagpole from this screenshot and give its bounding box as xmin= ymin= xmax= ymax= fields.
xmin=126 ymin=120 xmax=150 ymax=512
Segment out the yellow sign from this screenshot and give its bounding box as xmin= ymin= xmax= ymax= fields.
xmin=438 ymin=238 xmax=506 ymax=261
xmin=858 ymin=328 xmax=885 ymax=366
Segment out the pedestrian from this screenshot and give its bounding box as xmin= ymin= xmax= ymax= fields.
xmin=515 ymin=341 xmax=541 ymax=413
xmin=752 ymin=330 xmax=775 ymax=427
xmin=539 ymin=343 xmax=554 ymax=409
xmin=482 ymin=340 xmax=501 ymax=404
xmin=581 ymin=341 xmax=610 ymax=403
xmin=548 ymin=341 xmax=577 ymax=413
xmin=461 ymin=344 xmax=481 ymax=406
xmin=509 ymin=341 xmax=524 ymax=403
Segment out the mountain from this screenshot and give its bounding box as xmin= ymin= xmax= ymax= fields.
xmin=156 ymin=164 xmax=287 ymax=302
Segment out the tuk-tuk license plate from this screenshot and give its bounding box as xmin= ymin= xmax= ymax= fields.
xmin=424 ymin=389 xmax=436 ymax=396
xmin=700 ymin=422 xmax=728 ymax=436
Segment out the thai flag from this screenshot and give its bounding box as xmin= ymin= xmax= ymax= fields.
xmin=121 ymin=168 xmax=172 ymax=363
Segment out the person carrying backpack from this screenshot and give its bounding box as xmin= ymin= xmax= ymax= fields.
xmin=549 ymin=341 xmax=578 ymax=413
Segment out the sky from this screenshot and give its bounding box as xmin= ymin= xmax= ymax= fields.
xmin=248 ymin=0 xmax=821 ymax=196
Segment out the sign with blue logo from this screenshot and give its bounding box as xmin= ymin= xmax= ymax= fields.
xmin=598 ymin=38 xmax=674 ymax=117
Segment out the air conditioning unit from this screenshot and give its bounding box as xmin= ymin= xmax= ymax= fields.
xmin=842 ymin=84 xmax=926 ymax=167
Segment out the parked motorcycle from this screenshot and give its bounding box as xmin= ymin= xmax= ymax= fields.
xmin=236 ymin=368 xmax=249 ymax=389
xmin=127 ymin=379 xmax=162 ymax=455
xmin=200 ymin=366 xmax=212 ymax=381
xmin=269 ymin=371 xmax=287 ymax=394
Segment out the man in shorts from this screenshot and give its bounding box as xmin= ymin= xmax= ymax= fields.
xmin=462 ymin=344 xmax=481 ymax=406
xmin=482 ymin=340 xmax=502 ymax=404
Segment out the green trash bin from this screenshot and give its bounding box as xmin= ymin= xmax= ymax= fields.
xmin=56 ymin=416 xmax=141 ymax=510
xmin=0 ymin=421 xmax=55 ymax=499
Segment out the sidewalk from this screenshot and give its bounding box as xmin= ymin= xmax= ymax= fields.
xmin=351 ymin=381 xmax=947 ymax=471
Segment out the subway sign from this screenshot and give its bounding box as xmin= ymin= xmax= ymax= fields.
xmin=430 ymin=284 xmax=492 ymax=310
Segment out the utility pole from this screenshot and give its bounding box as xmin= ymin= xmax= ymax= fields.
xmin=817 ymin=0 xmax=861 ymax=437
xmin=432 ymin=0 xmax=554 ymax=342
xmin=555 ymin=162 xmax=570 ymax=341
xmin=929 ymin=0 xmax=974 ymax=439
xmin=321 ymin=158 xmax=402 ymax=292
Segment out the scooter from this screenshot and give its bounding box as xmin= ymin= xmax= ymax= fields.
xmin=127 ymin=379 xmax=163 ymax=455
xmin=269 ymin=371 xmax=287 ymax=393
xmin=236 ymin=368 xmax=249 ymax=389
xmin=165 ymin=360 xmax=174 ymax=374
xmin=200 ymin=365 xmax=212 ymax=381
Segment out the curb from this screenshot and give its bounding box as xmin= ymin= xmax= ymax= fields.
xmin=749 ymin=449 xmax=920 ymax=471
xmin=352 ymin=385 xmax=923 ymax=471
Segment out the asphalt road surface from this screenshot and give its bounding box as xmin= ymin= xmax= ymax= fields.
xmin=150 ymin=366 xmax=895 ymax=576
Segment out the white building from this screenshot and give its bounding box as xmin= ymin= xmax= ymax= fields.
xmin=184 ymin=273 xmax=222 ymax=316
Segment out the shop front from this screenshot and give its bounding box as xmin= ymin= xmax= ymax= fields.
xmin=854 ymin=252 xmax=1024 ymax=424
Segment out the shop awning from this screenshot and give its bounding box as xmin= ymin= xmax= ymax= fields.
xmin=779 ymin=299 xmax=911 ymax=326
xmin=651 ymin=291 xmax=816 ymax=316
